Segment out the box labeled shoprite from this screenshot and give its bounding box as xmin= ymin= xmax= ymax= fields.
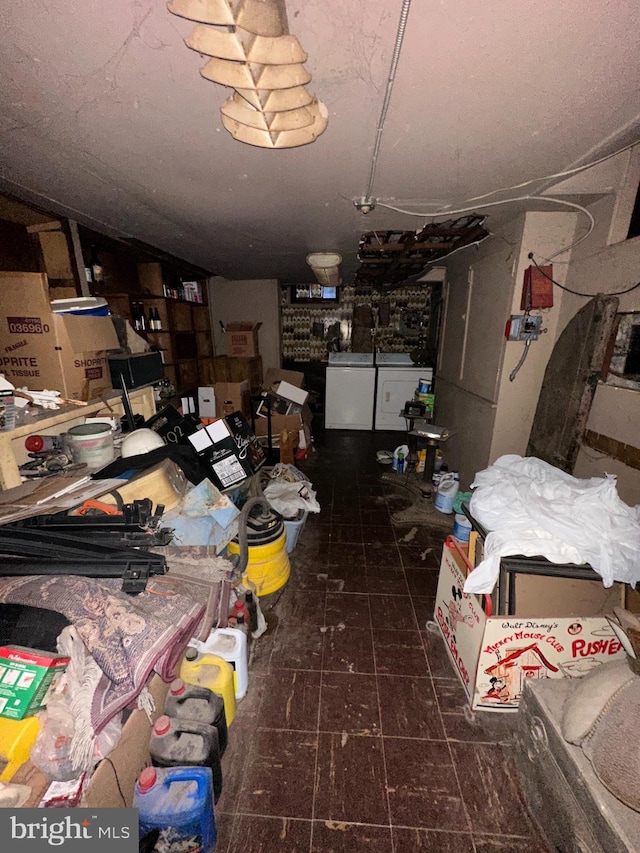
xmin=434 ymin=538 xmax=626 ymax=713
xmin=0 ymin=272 xmax=118 ymax=400
xmin=0 ymin=645 xmax=70 ymax=720
xmin=225 ymin=322 xmax=261 ymax=357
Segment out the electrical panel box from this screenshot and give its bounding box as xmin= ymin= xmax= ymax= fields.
xmin=505 ymin=314 xmax=543 ymax=341
xmin=521 ymin=265 xmax=554 ymax=310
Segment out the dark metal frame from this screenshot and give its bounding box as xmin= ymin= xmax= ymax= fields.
xmin=460 ymin=504 xmax=599 ymax=615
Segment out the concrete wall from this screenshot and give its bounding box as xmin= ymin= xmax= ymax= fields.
xmin=437 ymin=146 xmax=640 ymax=504
xmin=436 ymin=210 xmax=576 ymax=486
xmin=489 ymin=210 xmax=578 ymax=461
xmin=207 ymin=278 xmax=281 ymax=374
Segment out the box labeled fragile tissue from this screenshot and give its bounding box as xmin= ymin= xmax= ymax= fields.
xmin=0 ymin=645 xmax=70 ymax=720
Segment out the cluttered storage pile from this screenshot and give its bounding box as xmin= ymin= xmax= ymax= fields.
xmin=0 ymin=385 xmax=320 ymax=851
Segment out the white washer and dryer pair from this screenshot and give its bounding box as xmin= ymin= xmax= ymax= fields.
xmin=324 ymin=352 xmax=433 ymax=431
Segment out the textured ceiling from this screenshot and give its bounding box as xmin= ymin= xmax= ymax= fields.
xmin=0 ymin=1 xmax=639 ymax=283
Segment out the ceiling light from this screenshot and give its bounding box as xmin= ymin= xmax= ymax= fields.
xmin=306 ymin=252 xmax=342 ymax=287
xmin=354 ymin=197 xmax=376 ymax=214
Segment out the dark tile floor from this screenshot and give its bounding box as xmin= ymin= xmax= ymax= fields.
xmin=215 ymin=431 xmax=550 ymax=853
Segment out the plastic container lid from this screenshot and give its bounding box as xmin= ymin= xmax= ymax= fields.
xmin=50 ymin=297 xmax=109 ymax=316
xmin=153 ymin=715 xmax=171 ymax=735
xmin=68 ymin=423 xmax=112 ymax=438
xmin=137 ymin=766 xmax=157 ymax=793
xmin=170 ymin=679 xmax=186 ymax=696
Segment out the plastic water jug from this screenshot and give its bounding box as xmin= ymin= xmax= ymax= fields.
xmin=164 ymin=678 xmax=228 ymax=756
xmin=434 ymin=471 xmax=460 ymax=514
xmin=198 ymin=627 xmax=248 ymax=700
xmin=180 ymin=649 xmax=236 ymax=726
xmin=134 ymin=765 xmax=216 ymax=853
xmin=150 ymin=714 xmax=223 ymax=803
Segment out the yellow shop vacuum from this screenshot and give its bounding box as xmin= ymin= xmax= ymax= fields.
xmin=227 ymin=497 xmax=290 ymax=597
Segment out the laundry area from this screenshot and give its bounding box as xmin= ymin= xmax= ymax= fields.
xmin=2 ymin=1 xmax=640 ymax=852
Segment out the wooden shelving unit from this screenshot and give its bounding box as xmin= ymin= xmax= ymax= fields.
xmin=105 ymin=261 xmax=215 ymax=398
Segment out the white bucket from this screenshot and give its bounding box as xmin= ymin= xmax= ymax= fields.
xmin=67 ymin=423 xmax=115 ymax=468
xmin=453 ymin=512 xmax=472 ymax=542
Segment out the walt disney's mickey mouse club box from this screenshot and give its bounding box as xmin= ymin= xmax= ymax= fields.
xmin=433 ymin=537 xmax=626 ymax=712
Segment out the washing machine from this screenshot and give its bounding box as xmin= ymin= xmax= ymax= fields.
xmin=325 ymin=352 xmax=375 ymax=430
xmin=374 ymin=352 xmax=433 ymax=431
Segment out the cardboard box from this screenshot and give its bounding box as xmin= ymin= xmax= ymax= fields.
xmin=0 ymin=272 xmax=118 ymax=400
xmin=263 ymin=367 xmax=305 ymax=391
xmin=208 ymin=355 xmax=263 ymax=390
xmin=253 ymin=411 xmax=303 ymax=439
xmin=0 ymin=646 xmax=69 ymax=720
xmin=226 ymin=322 xmax=261 ymax=357
xmin=276 ymin=380 xmax=309 ymax=407
xmin=198 ymin=386 xmax=217 ymax=419
xmin=256 ymin=391 xmax=300 ymax=418
xmin=434 ymin=538 xmax=626 ymax=713
xmin=84 ymin=673 xmax=169 ymax=808
xmin=145 ymin=404 xmax=201 ymax=445
xmin=188 ymin=412 xmax=265 ymax=490
xmin=214 ymin=380 xmax=251 ymax=419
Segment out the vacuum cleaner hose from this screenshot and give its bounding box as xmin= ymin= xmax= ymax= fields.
xmin=236 ymin=496 xmax=272 ymax=577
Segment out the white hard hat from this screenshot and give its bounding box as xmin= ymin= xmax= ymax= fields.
xmin=121 ymin=428 xmax=165 ymax=458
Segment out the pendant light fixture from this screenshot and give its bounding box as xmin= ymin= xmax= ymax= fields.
xmin=306 ymin=253 xmax=342 ymax=288
xmin=167 ymin=0 xmax=328 ymax=148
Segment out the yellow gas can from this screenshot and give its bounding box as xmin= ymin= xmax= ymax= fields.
xmin=180 ymin=650 xmax=236 ymax=726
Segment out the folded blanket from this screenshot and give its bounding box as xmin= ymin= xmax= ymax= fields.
xmin=0 ymin=575 xmax=205 ymax=732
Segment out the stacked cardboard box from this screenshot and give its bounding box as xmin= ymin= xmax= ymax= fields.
xmin=225 ymin=322 xmax=261 ymax=357
xmin=254 ymin=369 xmax=313 ymax=451
xmin=0 ymin=272 xmax=118 ymax=400
xmin=209 ymin=355 xmax=263 ymax=390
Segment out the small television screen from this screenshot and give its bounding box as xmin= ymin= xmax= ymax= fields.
xmin=290 ymin=284 xmax=339 ymax=303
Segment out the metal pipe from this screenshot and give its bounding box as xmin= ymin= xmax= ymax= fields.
xmin=365 ymin=0 xmax=413 ymax=200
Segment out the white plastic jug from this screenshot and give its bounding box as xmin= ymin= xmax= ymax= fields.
xmin=434 ymin=472 xmax=459 ymax=514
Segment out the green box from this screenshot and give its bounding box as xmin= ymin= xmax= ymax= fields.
xmin=0 ymin=646 xmax=70 ymax=720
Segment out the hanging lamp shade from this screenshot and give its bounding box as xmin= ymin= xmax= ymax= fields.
xmin=306 ymin=252 xmax=342 ymax=286
xmin=186 ymin=25 xmax=307 ymax=64
xmin=234 ymin=85 xmax=314 ymax=112
xmin=221 ymin=93 xmax=318 ymax=131
xmin=167 ymin=0 xmax=289 ymax=36
xmin=221 ymin=99 xmax=327 ymax=148
xmin=167 ymin=0 xmax=327 ymax=149
xmin=200 ymin=57 xmax=311 ymax=90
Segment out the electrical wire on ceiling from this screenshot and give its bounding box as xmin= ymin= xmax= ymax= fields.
xmin=459 ymin=138 xmax=640 ymax=206
xmin=527 ymin=252 xmax=640 ymax=298
xmin=363 ymin=0 xmax=413 ymax=203
xmin=355 ymin=7 xmax=639 ymax=272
